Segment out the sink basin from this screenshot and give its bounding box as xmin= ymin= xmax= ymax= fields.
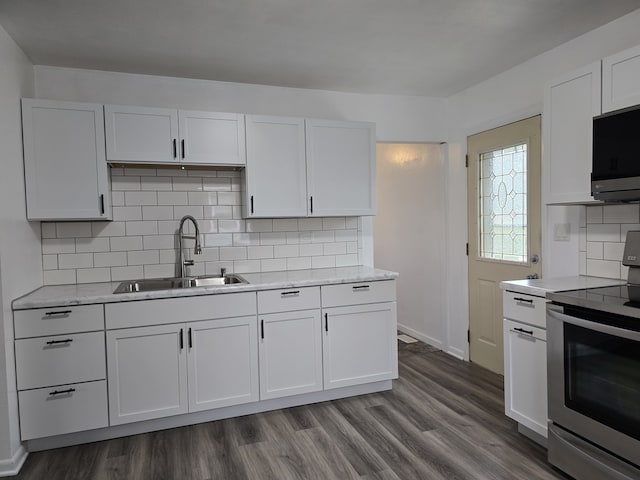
xmin=113 ymin=274 xmax=248 ymax=294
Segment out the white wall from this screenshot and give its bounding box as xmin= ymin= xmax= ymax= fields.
xmin=445 ymin=8 xmax=640 ymax=360
xmin=0 ymin=25 xmax=38 ymax=474
xmin=374 ymin=143 xmax=447 ymax=348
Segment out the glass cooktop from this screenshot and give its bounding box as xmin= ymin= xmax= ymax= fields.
xmin=547 ymin=284 xmax=640 ymax=318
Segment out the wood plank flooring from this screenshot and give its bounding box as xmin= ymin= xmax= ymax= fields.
xmin=14 ymin=341 xmax=568 ymax=480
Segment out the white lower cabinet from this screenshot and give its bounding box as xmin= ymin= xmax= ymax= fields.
xmin=107 ymin=324 xmax=188 ymax=425
xmin=187 ymin=316 xmax=259 ymax=412
xmin=258 ymin=310 xmax=323 ymax=400
xmin=503 ymin=319 xmax=548 ymax=437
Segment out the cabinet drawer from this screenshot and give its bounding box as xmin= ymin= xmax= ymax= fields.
xmin=19 ymin=380 xmax=108 ymax=440
xmin=15 ymin=331 xmax=106 ymax=390
xmin=14 ymin=304 xmax=104 ymax=339
xmin=105 ymin=291 xmax=256 ymax=329
xmin=258 ymin=287 xmax=320 ymax=314
xmin=321 ymin=280 xmax=396 ymax=308
xmin=503 ymin=291 xmax=546 ymax=329
xmin=504 ymin=319 xmax=546 ymax=342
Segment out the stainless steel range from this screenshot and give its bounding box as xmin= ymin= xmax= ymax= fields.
xmin=546 ymin=233 xmax=640 ymax=480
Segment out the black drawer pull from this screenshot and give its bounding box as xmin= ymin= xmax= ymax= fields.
xmin=46 ymin=338 xmax=73 ymax=345
xmin=513 ymin=297 xmax=533 ymax=304
xmin=49 ymin=388 xmax=75 ymax=396
xmin=261 ymin=320 xmax=265 ymax=340
xmin=281 ymin=291 xmax=300 ymax=296
xmin=513 ymin=327 xmax=534 ymax=336
xmin=44 ymin=310 xmax=72 ymax=316
xmin=352 ymin=285 xmax=370 ymax=290
xmin=325 ymin=313 xmax=329 ymax=332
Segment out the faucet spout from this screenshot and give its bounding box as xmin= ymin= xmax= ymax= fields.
xmin=177 ymin=215 xmax=202 ymax=278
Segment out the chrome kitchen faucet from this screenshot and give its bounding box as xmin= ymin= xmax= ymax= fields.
xmin=177 ymin=215 xmax=202 ymax=278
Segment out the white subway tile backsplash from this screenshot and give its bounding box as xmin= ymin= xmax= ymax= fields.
xmin=579 ymin=252 xmax=587 ymax=275
xmin=57 ymin=222 xmax=92 ymax=238
xmin=603 ymin=242 xmax=625 ymax=262
xmin=579 ymin=227 xmax=587 ymax=252
xmin=77 ymin=268 xmax=111 ymax=284
xmin=586 ymin=242 xmax=603 ymax=260
xmin=586 ymin=224 xmax=620 ymax=243
xmin=603 ymin=204 xmax=639 ymax=224
xmin=578 ymin=206 xmax=586 ymax=228
xmin=75 ymin=237 xmax=110 ymax=253
xmin=58 ymin=253 xmax=93 ymax=269
xmin=586 ymin=206 xmax=603 ymax=224
xmin=42 ymin=169 xmax=365 ymax=285
xmin=111 ymin=236 xmax=143 ymax=252
xmin=586 ymin=259 xmax=621 ymax=279
xmin=621 ymin=264 xmax=629 ymax=280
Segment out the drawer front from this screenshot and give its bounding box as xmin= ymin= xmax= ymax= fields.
xmin=258 ymin=287 xmax=320 ymax=314
xmin=14 ymin=304 xmax=104 ymax=339
xmin=19 ymin=380 xmax=108 ymax=440
xmin=503 ymin=291 xmax=546 ymax=329
xmin=16 ymin=331 xmax=106 ymax=390
xmin=504 ymin=318 xmax=547 ymax=342
xmin=321 ymin=280 xmax=396 ymax=308
xmin=105 ymin=291 xmax=256 ymax=329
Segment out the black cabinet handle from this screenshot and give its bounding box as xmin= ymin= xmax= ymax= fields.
xmin=310 ymin=196 xmax=313 ymax=214
xmin=188 ymin=328 xmax=192 ymax=349
xmin=173 ymin=139 xmax=177 ymax=158
xmin=100 ymin=194 xmax=105 ymax=215
xmin=251 ymin=195 xmax=254 ymax=214
xmin=325 ymin=313 xmax=328 ymax=332
xmin=179 ymin=328 xmax=184 ymax=350
xmin=49 ymin=388 xmax=75 ymax=396
xmin=513 ymin=327 xmax=534 ymax=336
xmin=181 ymin=139 xmax=185 ymax=159
xmin=353 ymin=285 xmax=370 ymax=290
xmin=44 ymin=310 xmax=72 ymax=316
xmin=261 ymin=320 xmax=264 ymax=339
xmin=46 ymin=338 xmax=73 ymax=345
xmin=513 ymin=297 xmax=533 ymax=304
xmin=281 ymin=291 xmax=300 ymax=296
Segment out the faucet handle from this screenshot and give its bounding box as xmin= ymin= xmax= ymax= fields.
xmin=221 ymin=267 xmax=227 ymax=277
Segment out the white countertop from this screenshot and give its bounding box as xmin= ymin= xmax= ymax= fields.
xmin=499 ymin=275 xmax=625 ymax=297
xmin=12 ymin=266 xmax=399 ymax=310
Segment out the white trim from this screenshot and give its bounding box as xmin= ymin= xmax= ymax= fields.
xmin=0 ymin=445 xmax=28 ymax=477
xmin=446 ymin=346 xmax=466 ymax=361
xmin=397 ymin=323 xmax=443 ymax=350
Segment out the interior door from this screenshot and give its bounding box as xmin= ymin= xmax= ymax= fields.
xmin=467 ymin=116 xmax=542 ymax=374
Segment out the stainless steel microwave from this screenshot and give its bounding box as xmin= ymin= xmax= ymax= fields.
xmin=591 ymin=104 xmax=640 ymax=201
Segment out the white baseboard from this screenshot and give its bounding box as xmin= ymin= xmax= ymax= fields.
xmin=0 ymin=445 xmax=28 ymax=477
xmin=446 ymin=346 xmax=466 ymax=360
xmin=397 ymin=323 xmax=443 ymax=349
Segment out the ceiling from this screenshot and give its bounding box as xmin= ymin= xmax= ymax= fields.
xmin=1 ymin=1 xmax=639 ymax=97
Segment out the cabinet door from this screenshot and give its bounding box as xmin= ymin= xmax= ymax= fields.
xmin=245 ymin=115 xmax=307 ymax=217
xmin=187 ymin=316 xmax=258 ymax=412
xmin=107 ymin=324 xmax=188 ymax=425
xmin=603 ymin=44 xmax=640 ymax=113
xmin=503 ymin=319 xmax=548 ymax=438
xmin=21 ymin=99 xmax=111 ymax=220
xmin=323 ymin=302 xmax=397 ymax=390
xmin=542 ymin=62 xmax=601 ymax=204
xmin=179 ymin=110 xmax=246 ymax=165
xmin=306 ymin=119 xmax=376 ymax=216
xmin=105 ymin=105 xmax=179 ymax=163
xmin=259 ymin=310 xmax=323 ymax=400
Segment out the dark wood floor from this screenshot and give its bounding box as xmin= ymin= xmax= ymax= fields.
xmin=15 ymin=340 xmax=567 ymax=480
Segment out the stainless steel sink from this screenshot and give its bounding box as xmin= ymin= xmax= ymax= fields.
xmin=113 ymin=274 xmax=248 ymax=294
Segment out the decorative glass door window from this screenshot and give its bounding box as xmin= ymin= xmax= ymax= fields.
xmin=478 ymin=143 xmax=527 ymax=263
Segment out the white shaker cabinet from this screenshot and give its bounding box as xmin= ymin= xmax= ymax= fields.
xmin=306 ymin=119 xmax=376 ymax=216
xmin=542 ymin=62 xmax=601 ymax=204
xmin=187 ymin=316 xmax=259 ymax=412
xmin=602 ymin=44 xmax=640 ymax=113
xmin=21 ymin=99 xmax=112 ymax=220
xmin=321 ymin=281 xmax=398 ymax=390
xmin=244 ymin=115 xmax=307 ymax=217
xmin=105 ymin=105 xmax=246 ymax=166
xmin=106 ymin=324 xmax=188 ymax=425
xmin=502 ymin=290 xmax=548 ymax=438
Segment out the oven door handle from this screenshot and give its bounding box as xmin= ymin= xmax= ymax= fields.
xmin=547 ymin=307 xmax=640 ymax=342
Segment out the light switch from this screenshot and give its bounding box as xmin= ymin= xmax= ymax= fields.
xmin=554 ymin=223 xmax=571 ymax=241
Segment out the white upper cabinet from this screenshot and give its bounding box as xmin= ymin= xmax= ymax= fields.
xmin=244 ymin=115 xmax=307 ymax=217
xmin=105 ymin=105 xmax=246 ymax=166
xmin=306 ymin=119 xmax=376 ymax=216
xmin=542 ymin=62 xmax=601 ymax=205
xmin=179 ymin=110 xmax=245 ymax=165
xmin=603 ymin=44 xmax=640 ymax=113
xmin=21 ymin=99 xmax=112 ymax=221
xmin=105 ymin=105 xmax=179 ymax=164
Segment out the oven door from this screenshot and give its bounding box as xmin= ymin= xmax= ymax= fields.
xmin=547 ymin=304 xmax=640 ymax=467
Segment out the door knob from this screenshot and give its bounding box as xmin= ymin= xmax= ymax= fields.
xmin=531 ymin=254 xmax=539 ymax=264
xmin=527 ymin=273 xmax=539 ymax=279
